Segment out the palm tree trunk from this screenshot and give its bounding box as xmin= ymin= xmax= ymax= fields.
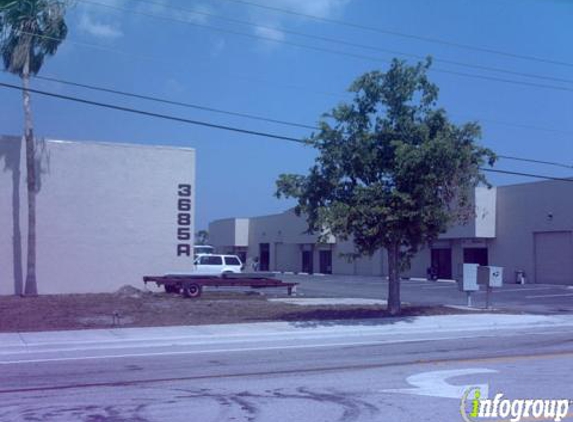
xmin=387 ymin=242 xmax=401 ymax=315
xmin=22 ymin=53 xmax=37 ymax=296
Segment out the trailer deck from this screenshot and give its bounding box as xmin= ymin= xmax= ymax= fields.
xmin=143 ymin=272 xmax=298 ymax=298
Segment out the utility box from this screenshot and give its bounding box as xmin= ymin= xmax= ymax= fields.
xmin=478 ymin=266 xmax=504 ymax=288
xmin=458 ymin=263 xmax=480 ymax=292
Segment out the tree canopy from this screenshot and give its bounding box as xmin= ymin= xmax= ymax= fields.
xmin=276 ymin=58 xmax=496 ymax=314
xmin=1 ymin=0 xmax=68 ymax=77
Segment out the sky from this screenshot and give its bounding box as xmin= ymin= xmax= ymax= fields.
xmin=1 ymin=0 xmax=572 ymax=230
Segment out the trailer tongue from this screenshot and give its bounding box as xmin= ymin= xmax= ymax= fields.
xmin=143 ymin=272 xmax=298 ymax=298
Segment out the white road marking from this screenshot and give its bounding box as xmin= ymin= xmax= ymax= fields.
xmin=380 ymin=368 xmax=497 ymax=399
xmin=526 ymin=293 xmax=573 ymax=299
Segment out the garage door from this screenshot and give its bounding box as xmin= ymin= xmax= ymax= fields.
xmin=534 ymin=231 xmax=573 ymax=285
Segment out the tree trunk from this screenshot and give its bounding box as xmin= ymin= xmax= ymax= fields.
xmin=22 ymin=54 xmax=37 ymax=296
xmin=387 ymin=242 xmax=401 ymax=315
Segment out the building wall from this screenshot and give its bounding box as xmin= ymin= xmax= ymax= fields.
xmin=209 ymin=218 xmax=239 ymax=249
xmin=0 ymin=136 xmax=196 ymax=295
xmin=275 ymin=243 xmax=300 ymax=272
xmin=489 ymin=180 xmax=573 ymax=284
xmin=440 ymin=187 xmax=496 ymax=239
xmin=208 ymin=180 xmax=573 ymax=285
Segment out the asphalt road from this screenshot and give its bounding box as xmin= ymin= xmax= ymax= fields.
xmin=1 ymin=324 xmax=572 ymax=421
xmin=284 ymin=274 xmax=573 ymax=314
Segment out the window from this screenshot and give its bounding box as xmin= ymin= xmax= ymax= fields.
xmin=200 ymin=255 xmax=222 ymax=265
xmin=225 ymin=257 xmax=241 ymax=266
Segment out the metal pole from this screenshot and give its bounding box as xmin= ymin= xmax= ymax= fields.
xmin=467 ymin=291 xmax=473 ymax=308
xmin=485 ymin=286 xmax=492 ymax=309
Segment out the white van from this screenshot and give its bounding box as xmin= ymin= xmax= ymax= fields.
xmin=193 ymin=254 xmax=243 ymax=275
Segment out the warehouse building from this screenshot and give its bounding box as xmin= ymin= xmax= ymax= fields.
xmin=0 ymin=135 xmax=196 ymax=295
xmin=209 ymin=181 xmax=573 ymax=285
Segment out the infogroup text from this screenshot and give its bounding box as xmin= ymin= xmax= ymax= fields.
xmin=461 ymin=388 xmax=571 ymax=422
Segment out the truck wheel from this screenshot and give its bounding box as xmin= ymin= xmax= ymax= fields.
xmin=183 ymin=284 xmax=202 ymax=298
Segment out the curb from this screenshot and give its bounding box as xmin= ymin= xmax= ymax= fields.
xmin=1 ymin=314 xmax=572 ymax=357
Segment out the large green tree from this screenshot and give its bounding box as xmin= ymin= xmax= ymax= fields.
xmin=1 ymin=0 xmax=69 ymax=295
xmin=276 ymin=59 xmax=495 ymax=315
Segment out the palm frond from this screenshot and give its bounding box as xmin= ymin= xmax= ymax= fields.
xmin=1 ymin=0 xmax=69 ymax=76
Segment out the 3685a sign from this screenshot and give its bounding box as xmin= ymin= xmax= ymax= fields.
xmin=177 ymin=183 xmax=192 ymax=257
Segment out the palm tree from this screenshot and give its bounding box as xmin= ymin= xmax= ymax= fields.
xmin=1 ymin=0 xmax=69 ymax=295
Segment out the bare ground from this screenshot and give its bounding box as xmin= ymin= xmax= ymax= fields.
xmin=0 ymin=286 xmax=487 ymax=333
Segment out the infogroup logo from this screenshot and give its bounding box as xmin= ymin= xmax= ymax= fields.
xmin=460 ymin=387 xmax=571 ymax=422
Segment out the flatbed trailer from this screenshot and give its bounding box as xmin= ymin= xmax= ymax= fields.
xmin=143 ymin=272 xmax=298 ymax=298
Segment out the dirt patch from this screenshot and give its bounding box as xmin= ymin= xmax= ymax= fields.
xmin=0 ymin=289 xmax=490 ymax=333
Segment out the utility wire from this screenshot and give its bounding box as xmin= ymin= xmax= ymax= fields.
xmin=24 ymin=72 xmax=573 ymax=169
xmin=10 ymin=30 xmax=573 ymax=137
xmin=482 ymin=168 xmax=573 ymax=182
xmin=79 ymin=0 xmax=573 ymax=85
xmin=15 ymin=30 xmax=344 ymax=99
xmin=452 ymin=115 xmax=573 ymax=138
xmin=212 ymin=0 xmax=573 ymax=69
xmin=70 ymin=2 xmax=573 ymax=94
xmin=496 ymin=155 xmax=573 ymax=170
xmin=4 ymin=73 xmax=573 ymax=170
xmin=0 ymin=81 xmax=305 ymax=143
xmin=1 ymin=81 xmax=571 ymax=183
xmin=22 ymin=73 xmax=317 ymax=130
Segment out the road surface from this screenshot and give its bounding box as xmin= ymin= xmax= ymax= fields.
xmin=1 ymin=321 xmax=572 ymax=421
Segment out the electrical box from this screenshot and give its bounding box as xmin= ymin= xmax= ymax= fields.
xmin=458 ymin=263 xmax=480 ymax=292
xmin=478 ymin=266 xmax=504 ymax=288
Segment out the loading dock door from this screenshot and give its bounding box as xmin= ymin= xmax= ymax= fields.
xmin=302 ymin=250 xmax=314 ymax=274
xmin=463 ymin=248 xmax=489 ymax=266
xmin=259 ymin=243 xmax=270 ymax=272
xmin=319 ymin=250 xmax=332 ymax=274
xmin=431 ymin=248 xmax=452 ymax=279
xmin=534 ymin=231 xmax=573 ymax=285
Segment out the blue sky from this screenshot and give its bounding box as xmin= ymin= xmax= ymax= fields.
xmin=1 ymin=0 xmax=572 ymax=230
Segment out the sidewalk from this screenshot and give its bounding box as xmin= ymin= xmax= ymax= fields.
xmin=2 ymin=314 xmax=573 ymax=359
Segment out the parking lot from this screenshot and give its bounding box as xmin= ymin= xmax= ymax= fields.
xmin=280 ymin=274 xmax=573 ymax=314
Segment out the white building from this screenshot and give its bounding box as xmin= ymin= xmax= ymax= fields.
xmin=0 ymin=135 xmax=196 ymax=295
xmin=209 ymin=182 xmax=573 ymax=285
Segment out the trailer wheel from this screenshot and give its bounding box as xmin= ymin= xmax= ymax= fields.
xmin=165 ymin=285 xmax=180 ymax=294
xmin=182 ymin=284 xmax=202 ymax=298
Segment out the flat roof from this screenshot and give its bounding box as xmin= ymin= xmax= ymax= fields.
xmin=0 ymin=135 xmax=195 ymax=152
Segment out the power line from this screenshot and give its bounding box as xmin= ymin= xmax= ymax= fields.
xmin=213 ymin=0 xmax=573 ymax=69
xmin=1 ymin=81 xmax=571 ymax=183
xmin=71 ymin=1 xmax=573 ymax=94
xmin=10 ymin=30 xmax=573 ymax=137
xmin=16 ymin=30 xmax=344 ymax=99
xmin=26 ymin=73 xmax=573 ymax=159
xmin=79 ymin=0 xmax=573 ymax=86
xmin=22 ymin=73 xmax=317 ymax=130
xmin=481 ymin=168 xmax=573 ymax=182
xmin=0 ymin=81 xmax=305 ymax=143
xmin=497 ymin=155 xmax=573 ymax=170
xmin=452 ymin=115 xmax=573 ymax=138
xmin=4 ymin=73 xmax=573 ymax=169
